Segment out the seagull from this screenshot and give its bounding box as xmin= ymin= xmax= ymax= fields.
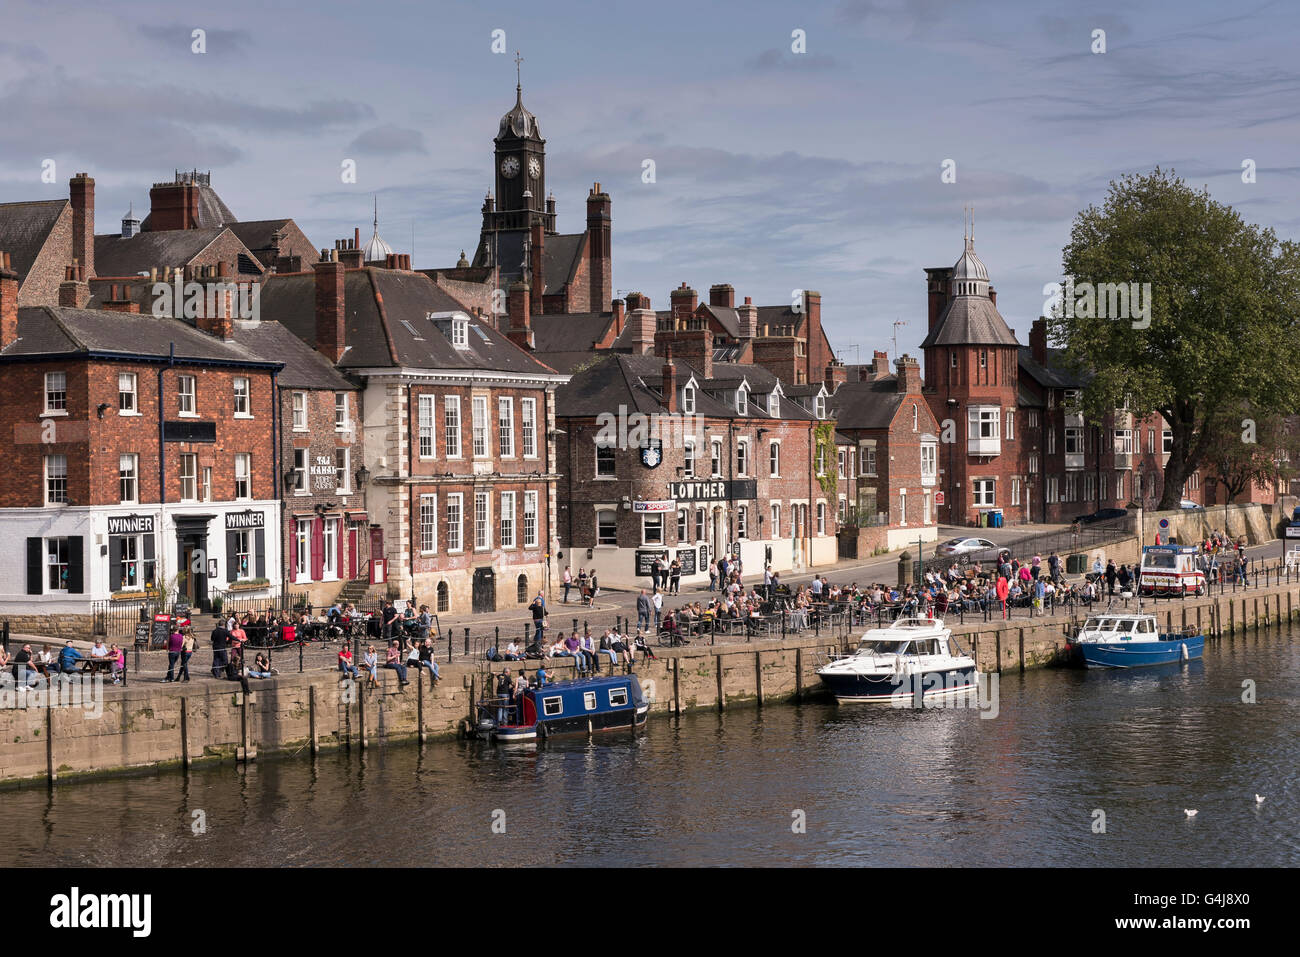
xmin=1255 ymin=795 xmax=1265 ymax=804
xmin=1184 ymin=809 xmax=1198 ymax=818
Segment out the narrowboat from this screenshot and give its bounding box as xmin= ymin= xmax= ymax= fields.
xmin=473 ymin=674 xmax=649 ymax=742
xmin=1068 ymin=613 xmax=1205 ymax=669
xmin=815 ymin=616 xmax=978 ymax=704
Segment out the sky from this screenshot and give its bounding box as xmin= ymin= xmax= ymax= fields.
xmin=2 ymin=0 xmax=1298 ymax=361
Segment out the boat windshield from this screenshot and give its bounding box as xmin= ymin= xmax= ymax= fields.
xmin=858 ymin=639 xmax=911 ymax=655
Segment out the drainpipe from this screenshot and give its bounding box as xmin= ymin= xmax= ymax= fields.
xmin=407 ymin=382 xmax=415 ymax=604
xmin=273 ymin=372 xmax=283 ymax=605
xmin=158 ymin=345 xmax=171 ymax=605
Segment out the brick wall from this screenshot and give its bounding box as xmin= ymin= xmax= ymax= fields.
xmin=17 ymin=204 xmax=74 ymax=306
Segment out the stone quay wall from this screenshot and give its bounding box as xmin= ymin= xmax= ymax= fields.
xmin=3 ymin=578 xmax=1297 ymax=786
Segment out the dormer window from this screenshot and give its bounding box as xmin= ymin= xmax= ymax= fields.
xmin=814 ymin=394 xmax=826 ymax=419
xmin=736 ymin=386 xmax=748 ymax=415
xmin=767 ymin=392 xmax=779 ymax=417
xmin=452 ymin=317 xmax=469 ymax=348
xmin=682 ymin=384 xmax=696 ymax=414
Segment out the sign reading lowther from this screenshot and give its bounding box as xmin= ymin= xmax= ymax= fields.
xmin=668 ymin=479 xmax=757 ymax=502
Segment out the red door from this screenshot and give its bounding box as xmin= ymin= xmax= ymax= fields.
xmin=369 ymin=525 xmax=384 ymax=584
xmin=348 ymin=525 xmax=358 ymax=580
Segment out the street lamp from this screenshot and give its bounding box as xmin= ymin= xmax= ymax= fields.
xmin=354 ymin=464 xmax=370 ymax=490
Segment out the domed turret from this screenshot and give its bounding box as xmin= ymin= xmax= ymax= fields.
xmin=362 ymin=197 xmax=393 ymax=264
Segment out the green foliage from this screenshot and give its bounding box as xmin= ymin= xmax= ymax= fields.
xmin=814 ymin=422 xmax=837 ymax=498
xmin=1049 ymin=167 xmax=1300 ymax=508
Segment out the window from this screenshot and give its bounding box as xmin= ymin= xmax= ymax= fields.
xmin=684 ymin=441 xmax=696 ymax=478
xmin=736 ymin=387 xmax=748 ymax=415
xmin=950 ymin=351 xmax=957 ymax=368
xmin=863 ymin=445 xmax=877 ymax=475
xmin=1114 ymin=429 xmax=1133 ymax=455
xmin=912 ymin=403 xmax=919 ymax=431
xmin=584 ymin=691 xmax=597 ymax=711
xmin=437 ymin=581 xmax=449 ymax=612
xmin=1065 ymin=428 xmax=1083 ymax=454
xmin=419 ymin=495 xmax=437 ymax=553
xmin=979 ymin=350 xmax=987 ymax=369
xmin=227 ymin=530 xmax=253 ymax=581
xmin=736 ymin=440 xmax=748 ymax=476
xmin=111 ymin=533 xmax=155 ymax=591
xmin=1065 ymin=474 xmax=1078 ymax=502
xmin=1028 ymin=452 xmax=1039 ymax=474
xmin=45 ymin=455 xmax=67 ymax=505
xmin=418 ymin=394 xmax=436 ymax=457
xmin=44 ymin=372 xmax=67 ymax=414
xmin=596 ymin=444 xmax=616 ymax=477
xmin=322 ymin=518 xmax=339 ymax=580
xmin=444 ymin=395 xmax=462 ymax=457
xmin=46 ymin=538 xmax=70 ymax=591
xmin=1046 ymin=476 xmax=1059 ymax=503
xmin=971 ymin=408 xmax=1000 ymax=439
xmin=521 ymin=398 xmax=537 ymax=458
xmin=642 ymin=513 xmax=663 ymax=545
xmin=921 ymin=443 xmax=937 ymax=484
xmin=295 ymin=519 xmax=311 ymax=581
xmin=973 ymin=479 xmax=995 ymax=506
xmin=501 ymin=491 xmax=516 ymax=548
xmin=475 ymin=491 xmax=490 ymax=550
xmin=119 ymin=454 xmax=138 ymax=504
xmin=767 ymin=392 xmax=779 ymax=417
xmin=677 ymin=508 xmax=688 ymax=542
xmin=451 ymin=316 xmax=469 ymax=348
xmin=472 ymin=396 xmax=488 ymax=458
xmin=1064 ymin=389 xmax=1081 ymax=410
xmin=335 ymin=448 xmax=350 ymax=493
xmin=233 ymin=377 xmax=251 ymax=417
xmin=292 ymin=392 xmax=307 ymax=430
xmin=710 ymin=441 xmax=722 ymax=477
xmin=771 ymin=503 xmax=780 ymax=538
xmin=1147 ymin=429 xmax=1155 ymax=454
xmin=695 ymin=508 xmax=706 ymax=542
xmin=516 ymin=574 xmax=528 ymax=603
xmin=682 ymin=385 xmax=695 ymax=414
xmin=1028 ymin=411 xmax=1040 ymax=428
xmin=180 ymin=454 xmax=197 ymax=501
xmin=1005 ymin=409 xmax=1014 ymax=441
xmin=291 ymin=448 xmax=307 ymax=493
xmin=1100 ymin=473 xmax=1109 ymax=501
xmin=769 ymin=441 xmax=780 ymax=477
xmin=335 ymin=393 xmax=349 ymax=431
xmin=737 ymin=505 xmax=748 ymax=539
xmin=1047 ymin=426 xmax=1056 ymax=455
xmin=814 ymin=394 xmax=826 ymax=419
xmin=498 ymin=397 xmax=514 ymax=457
xmin=178 ymin=375 xmax=196 ymax=416
xmin=597 ymin=509 xmax=617 ymax=545
xmin=118 ymin=373 xmax=137 ymax=413
xmin=234 ymin=453 xmax=251 ymax=499
xmin=523 ymin=491 xmax=538 ymax=547
xmin=446 ymin=494 xmax=463 ymax=552
xmin=1116 ymin=472 xmax=1125 ymax=500
xmin=543 ymin=696 xmax=563 ymax=717
xmin=816 ymin=445 xmax=826 ymax=476
xmin=608 ymin=687 xmax=628 ymax=708
xmin=1163 ymin=430 xmax=1173 ymax=453
xmin=1135 ymin=472 xmax=1143 ymax=499
xmin=837 ymin=449 xmax=846 ymax=478
xmin=1011 ymin=477 xmax=1021 ymax=506
xmin=817 ymin=502 xmax=826 ymax=535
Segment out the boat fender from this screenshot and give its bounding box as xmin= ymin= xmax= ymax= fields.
xmin=1180 ymin=642 xmax=1189 ymax=661
xmin=537 ymin=721 xmax=549 ymax=741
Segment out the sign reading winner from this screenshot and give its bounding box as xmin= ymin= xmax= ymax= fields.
xmin=225 ymin=510 xmax=266 ymax=530
xmin=107 ymin=514 xmax=155 ymax=535
xmin=668 ymin=479 xmax=757 ymax=502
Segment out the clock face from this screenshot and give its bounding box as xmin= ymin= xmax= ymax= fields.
xmin=500 ymin=156 xmax=520 ymax=179
xmin=528 ymin=156 xmax=541 ymax=179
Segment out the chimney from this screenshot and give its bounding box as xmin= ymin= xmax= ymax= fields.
xmin=670 ymin=283 xmax=698 ymax=323
xmin=802 ymin=290 xmax=822 ymax=381
xmin=59 ymin=263 xmax=90 ymax=308
xmin=989 ymin=285 xmax=997 ymax=307
xmin=925 ymin=266 xmax=953 ymax=334
xmin=624 ymin=307 xmax=656 ymax=355
xmin=530 ymin=221 xmax=545 ymax=314
xmin=736 ymin=295 xmax=758 ymax=339
xmin=896 ymin=354 xmax=922 ymax=394
xmin=337 ymin=238 xmax=363 ymax=269
xmin=313 ymin=250 xmax=346 ymax=363
xmin=662 ymin=347 xmax=677 ymax=413
xmin=102 ymin=282 xmax=141 ymax=315
xmin=586 ymin=183 xmax=611 ymax=313
xmin=824 ymin=361 xmax=846 ymax=393
xmin=624 ymin=291 xmax=649 ymax=312
xmin=70 ymin=173 xmax=95 ymax=279
xmin=148 ymin=179 xmax=199 ymax=231
xmin=872 ymin=349 xmax=890 ymax=380
xmin=611 ymin=298 xmax=625 ymax=335
xmin=507 ymin=280 xmax=533 ymax=350
xmin=0 ymin=251 xmax=18 ymax=351
xmin=709 ymin=283 xmax=735 ymax=309
xmin=1030 ymin=317 xmax=1047 ymax=364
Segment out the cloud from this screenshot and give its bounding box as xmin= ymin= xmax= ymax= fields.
xmin=746 ymin=49 xmax=841 ymax=72
xmin=0 ymin=39 xmax=48 ymax=64
xmin=137 ymin=24 xmax=253 ymax=55
xmin=346 ymin=124 xmax=428 ymax=156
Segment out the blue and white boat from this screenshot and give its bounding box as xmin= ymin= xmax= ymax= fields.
xmin=473 ymin=674 xmax=649 ymax=741
xmin=1070 ymin=613 xmax=1204 ymax=669
xmin=816 ymin=617 xmax=978 ymax=704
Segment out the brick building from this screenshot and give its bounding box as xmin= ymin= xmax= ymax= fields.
xmin=0 ymin=173 xmax=95 ymax=306
xmin=258 ymin=253 xmax=566 ymax=614
xmin=0 ymin=251 xmax=283 ymax=617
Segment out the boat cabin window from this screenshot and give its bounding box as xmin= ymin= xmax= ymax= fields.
xmin=542 ymin=696 xmax=563 ymax=716
xmin=583 ymin=691 xmax=597 ymax=711
xmin=1089 ymin=618 xmax=1119 ymax=631
xmin=608 ymin=687 xmax=629 ymax=707
xmin=1117 ymin=619 xmax=1137 ymax=632
xmin=860 ymin=640 xmax=910 ymax=655
xmin=1137 ymin=619 xmax=1155 ymax=634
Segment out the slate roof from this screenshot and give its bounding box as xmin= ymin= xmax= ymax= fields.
xmin=227 ymin=320 xmax=356 ymax=390
xmin=531 ymin=311 xmax=613 ymax=354
xmin=259 ymin=267 xmax=561 ymax=377
xmin=0 ymin=199 xmax=68 ymax=279
xmin=919 ymin=295 xmax=1019 ymax=348
xmin=701 ymin=303 xmax=741 ymax=337
xmin=94 ymin=228 xmax=235 ymax=277
xmin=1018 ymin=345 xmax=1087 ymax=388
xmin=0 ymin=306 xmax=281 ymax=369
xmin=825 ymin=377 xmax=908 ymax=430
xmin=139 ymin=183 xmax=237 ymax=230
xmin=541 ymin=233 xmax=585 ymax=296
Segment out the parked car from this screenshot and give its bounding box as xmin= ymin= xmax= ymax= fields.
xmin=1072 ymin=508 xmax=1128 ymax=525
xmin=936 ymin=536 xmax=998 ymax=557
xmin=1179 ymin=499 xmax=1204 ymax=510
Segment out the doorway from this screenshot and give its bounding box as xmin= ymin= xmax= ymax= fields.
xmin=472 ymin=567 xmax=496 ymax=613
xmin=175 ymin=527 xmax=209 ymax=612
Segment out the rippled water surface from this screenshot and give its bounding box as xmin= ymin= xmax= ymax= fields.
xmin=3 ymin=627 xmax=1298 ymax=866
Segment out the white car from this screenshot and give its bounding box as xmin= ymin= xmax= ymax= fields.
xmin=936 ymin=537 xmax=998 ymax=557
xmin=1179 ymin=499 xmax=1204 ymax=510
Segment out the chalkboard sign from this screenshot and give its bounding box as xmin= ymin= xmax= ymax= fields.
xmin=134 ymin=622 xmax=150 ymax=648
xmin=676 ymin=548 xmax=697 ymax=576
xmin=635 ymin=549 xmax=669 ymax=576
xmin=151 ymin=614 xmax=171 ymax=650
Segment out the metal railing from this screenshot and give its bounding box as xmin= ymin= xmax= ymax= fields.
xmin=916 ymin=515 xmax=1136 ymax=580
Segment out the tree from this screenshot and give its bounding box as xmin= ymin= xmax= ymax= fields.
xmin=1200 ymin=406 xmax=1300 ymax=505
xmin=1048 ymin=168 xmax=1300 ymax=509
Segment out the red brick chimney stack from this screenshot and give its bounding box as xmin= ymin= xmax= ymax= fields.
xmin=1030 ymin=317 xmax=1047 ymax=364
xmin=103 ymin=282 xmax=141 ymax=315
xmin=70 ymin=173 xmax=95 ymax=279
xmin=824 ymin=361 xmax=846 ymax=393
xmin=670 ymin=283 xmax=697 ymax=324
xmin=586 ymin=183 xmax=612 ymax=313
xmin=148 ymin=179 xmax=199 ymax=231
xmin=611 ymin=298 xmax=625 ymax=335
xmin=507 ymin=280 xmax=533 ymax=350
xmin=59 ymin=263 xmax=90 ymax=308
xmin=313 ymin=249 xmax=346 ymax=363
xmin=709 ymin=283 xmax=735 ymax=308
xmin=0 ymin=251 xmax=19 ymax=350
xmin=896 ymin=354 xmax=922 ymax=394
xmin=736 ymin=295 xmax=758 ymax=339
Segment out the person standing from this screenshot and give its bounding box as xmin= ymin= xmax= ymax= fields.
xmin=652 ymin=587 xmax=664 ymax=631
xmin=708 ymin=560 xmax=718 ymax=592
xmin=763 ymin=564 xmax=773 ymax=601
xmin=209 ymin=619 xmax=230 ymax=679
xmin=996 ymin=574 xmax=1010 ymax=620
xmin=1048 ymin=552 xmax=1061 ymax=583
xmin=636 ymin=589 xmax=652 ymax=633
xmin=669 ymin=558 xmax=681 ymax=595
xmin=529 ymin=592 xmax=547 ymax=644
xmin=1105 ymin=559 xmax=1118 ymax=597
xmin=164 ymin=624 xmax=184 ymax=682
xmin=649 ymin=557 xmax=660 ymax=591
xmin=180 ymin=629 xmax=195 ymax=682
xmin=562 ymin=566 xmax=573 ymax=604
xmin=381 ymin=600 xmax=398 ymax=642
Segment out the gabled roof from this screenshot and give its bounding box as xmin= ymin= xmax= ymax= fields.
xmin=1 ymin=306 xmax=280 ymax=369
xmin=93 ymin=227 xmax=249 ymax=277
xmin=920 ymin=295 xmax=1019 ymax=348
xmin=227 ymin=320 xmax=356 ymax=390
xmin=531 ymin=311 xmax=613 ymax=354
xmin=824 ymin=377 xmax=908 ymax=430
xmin=1018 ymin=345 xmax=1086 ymax=388
xmin=259 ymin=267 xmax=560 ymax=377
xmin=701 ymin=303 xmax=740 ymax=337
xmin=0 ymin=199 xmax=68 ymax=279
xmin=541 ymin=233 xmax=585 ymax=296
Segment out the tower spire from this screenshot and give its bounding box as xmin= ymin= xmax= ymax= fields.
xmin=515 ymin=50 xmax=524 ymax=99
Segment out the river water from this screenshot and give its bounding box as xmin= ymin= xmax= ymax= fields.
xmin=4 ymin=627 xmax=1298 ymax=867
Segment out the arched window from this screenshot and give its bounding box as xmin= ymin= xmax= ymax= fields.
xmin=912 ymin=403 xmax=918 ymax=431
xmin=517 ymin=574 xmax=528 ymax=603
xmin=436 ymin=581 xmax=449 ymax=612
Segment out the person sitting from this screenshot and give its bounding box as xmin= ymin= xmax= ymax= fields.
xmin=416 ymin=638 xmax=441 ymax=684
xmin=384 ymin=641 xmax=410 ymax=686
xmin=502 ymin=640 xmax=523 ymax=661
xmin=534 ymin=666 xmax=551 ymax=688
xmin=634 ymin=631 xmax=658 ymax=661
xmin=599 ymin=630 xmax=620 ymax=668
xmin=338 ymin=645 xmax=359 ymax=680
xmin=53 ymin=640 xmax=82 ymax=676
xmin=109 ymin=644 xmax=125 ymax=683
xmin=660 ymin=612 xmax=681 ymax=645
xmin=563 ymin=632 xmax=586 ymax=673
xmin=361 ymin=645 xmax=379 ymax=687
xmin=580 ymin=632 xmax=599 ymax=673
xmin=248 ymin=653 xmax=274 ymax=679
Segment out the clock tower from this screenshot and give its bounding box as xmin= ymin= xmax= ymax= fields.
xmin=487 ymin=55 xmax=552 ymax=235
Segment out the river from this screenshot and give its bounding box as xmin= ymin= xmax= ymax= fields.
xmin=3 ymin=627 xmax=1297 ymax=867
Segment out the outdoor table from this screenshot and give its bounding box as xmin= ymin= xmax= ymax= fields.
xmin=80 ymin=658 xmax=116 ymax=676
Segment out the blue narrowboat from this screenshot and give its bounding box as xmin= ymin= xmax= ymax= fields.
xmin=474 ymin=674 xmax=649 ymax=742
xmin=1068 ymin=613 xmax=1205 ymax=669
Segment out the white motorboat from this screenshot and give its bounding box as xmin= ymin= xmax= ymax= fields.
xmin=816 ymin=616 xmax=978 ymax=704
